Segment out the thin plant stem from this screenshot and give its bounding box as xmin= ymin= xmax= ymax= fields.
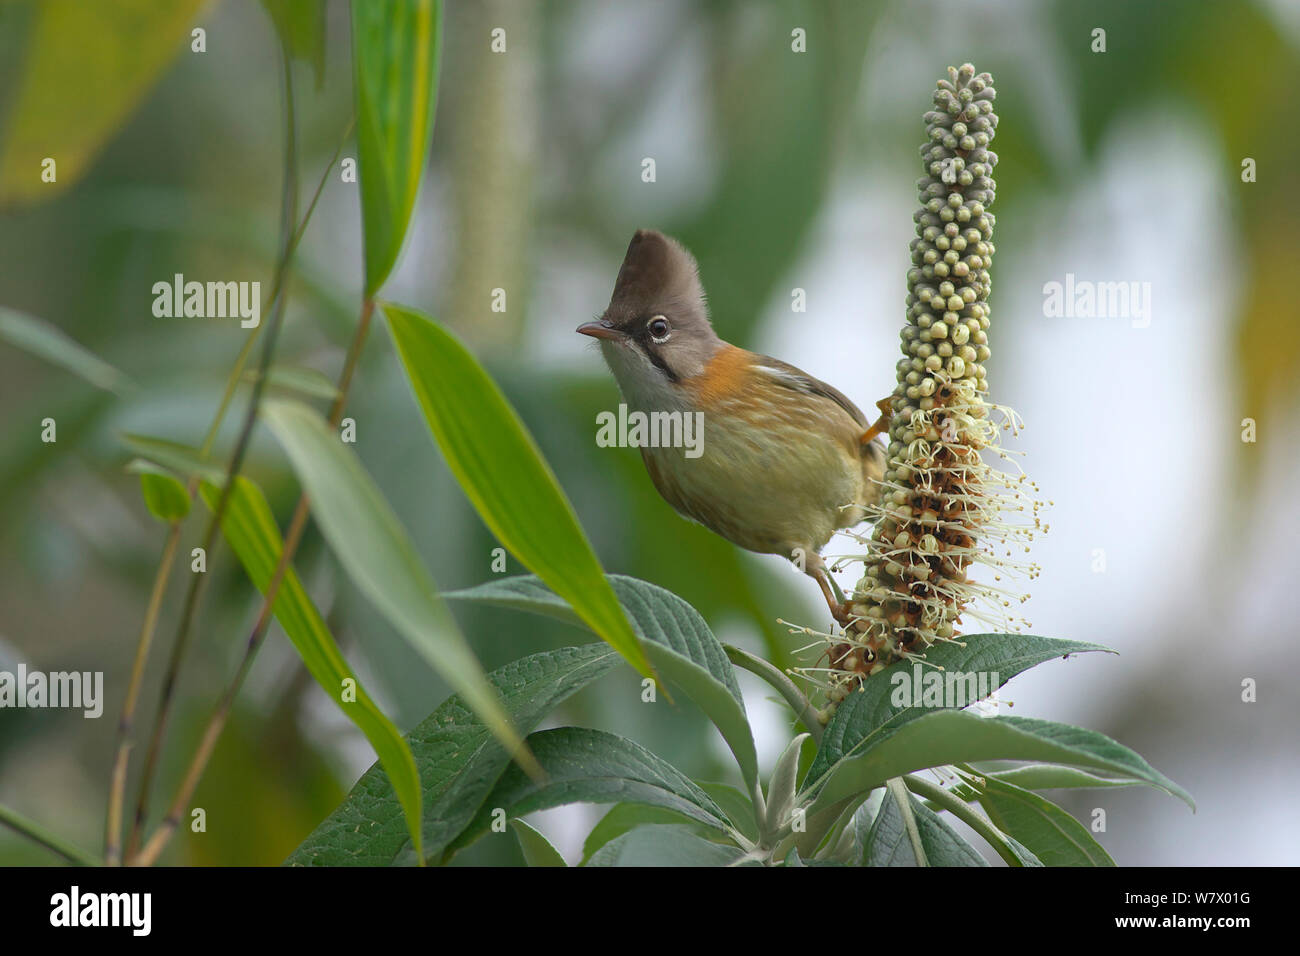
xmin=131 ymin=300 xmax=375 ymax=867
xmin=105 ymin=118 xmax=352 ymax=867
xmin=723 ymin=643 xmax=823 ymax=745
xmin=1 ymin=803 xmax=100 ymax=867
xmin=104 ymin=521 xmax=181 ymax=866
xmin=125 ymin=48 xmax=300 ymax=859
xmin=196 ymin=113 xmax=355 ymax=460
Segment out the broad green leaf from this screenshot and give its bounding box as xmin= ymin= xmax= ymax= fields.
xmin=831 ymin=790 xmax=883 ymax=865
xmin=789 ymin=794 xmax=867 ymax=861
xmin=977 ymin=776 xmax=1115 ymax=867
xmin=580 ymin=780 xmax=758 ymax=865
xmin=0 ymin=0 xmax=203 ymax=205
xmin=977 ymin=764 xmax=1146 ymax=792
xmin=581 ymin=804 xmax=705 ymax=866
xmin=261 ymin=0 xmax=327 ymax=87
xmin=445 ymin=573 xmax=756 ymax=789
xmin=865 ymin=784 xmax=990 ymax=867
xmin=901 ymin=775 xmax=1042 ymax=867
xmin=261 ymin=399 xmax=529 ymax=772
xmin=448 ymin=727 xmax=734 ymax=854
xmin=698 ymin=781 xmax=759 ymax=844
xmin=586 ymin=825 xmax=749 ymax=867
xmin=806 ymin=710 xmax=1194 ymax=812
xmin=287 ymin=643 xmax=622 ymax=866
xmin=384 ymin=304 xmax=656 ymax=684
xmin=243 ymin=364 xmax=339 ymax=401
xmin=784 ymin=848 xmax=850 ymax=867
xmin=866 ymin=780 xmax=927 ymax=866
xmin=807 ymin=634 xmax=1115 ymax=786
xmin=130 ymin=462 xmax=190 ymax=522
xmin=119 ymin=433 xmax=225 ymax=485
xmin=509 ymin=820 xmax=566 ymax=868
xmin=351 ymin=0 xmax=442 ymax=294
xmin=200 ymin=477 xmax=423 ymax=862
xmin=0 ymin=306 xmax=129 ymax=392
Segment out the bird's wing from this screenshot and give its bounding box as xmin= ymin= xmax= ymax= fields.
xmin=751 ymin=354 xmax=869 ymax=428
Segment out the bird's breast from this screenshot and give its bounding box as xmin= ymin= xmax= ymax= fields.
xmin=640 ymin=376 xmax=871 ymax=555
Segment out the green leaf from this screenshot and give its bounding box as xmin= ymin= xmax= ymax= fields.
xmin=833 ymin=790 xmax=883 ymax=864
xmin=865 ymin=783 xmax=989 ymax=867
xmin=383 ymin=304 xmax=657 ymax=685
xmin=977 ymin=776 xmax=1115 ymax=866
xmin=872 ymin=779 xmax=928 ymax=866
xmin=119 ymin=433 xmax=225 ymax=485
xmin=509 ymin=819 xmax=566 ymax=867
xmin=445 ymin=573 xmax=756 ymax=789
xmin=807 ymin=634 xmax=1115 ymax=786
xmin=287 ymin=643 xmax=622 ymax=866
xmin=199 ymin=477 xmax=423 ymax=860
xmin=0 ymin=306 xmax=129 ymax=392
xmin=261 ymin=0 xmax=327 ymax=87
xmin=351 ymin=0 xmax=442 ymax=294
xmin=697 ymin=781 xmax=759 ymax=844
xmin=765 ymin=733 xmax=808 ymax=834
xmin=243 ymin=364 xmax=339 ymax=401
xmin=0 ymin=0 xmax=203 ymax=206
xmin=581 ymin=804 xmax=707 ymax=866
xmin=586 ymin=825 xmax=749 ymax=867
xmin=901 ymin=774 xmax=1041 ymax=867
xmin=261 ymin=399 xmax=530 ymax=772
xmin=807 ymin=710 xmax=1195 ymax=812
xmin=977 ymin=764 xmax=1147 ymax=792
xmin=977 ymin=764 xmax=1149 ymax=790
xmin=448 ymin=727 xmax=735 ymax=855
xmin=130 ymin=462 xmax=190 ymax=522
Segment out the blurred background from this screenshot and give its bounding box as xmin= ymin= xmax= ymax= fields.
xmin=1 ymin=0 xmax=1296 ymax=865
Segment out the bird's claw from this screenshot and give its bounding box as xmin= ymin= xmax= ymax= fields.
xmin=861 ymin=396 xmax=894 ymax=445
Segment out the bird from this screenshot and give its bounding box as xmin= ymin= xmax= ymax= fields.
xmin=577 ymin=228 xmax=890 ymax=624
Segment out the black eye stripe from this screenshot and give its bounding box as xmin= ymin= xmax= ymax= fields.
xmin=642 ymin=343 xmax=679 ymax=382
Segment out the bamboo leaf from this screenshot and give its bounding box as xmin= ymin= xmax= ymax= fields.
xmin=384 ymin=303 xmax=657 ymax=684
xmin=201 ymin=477 xmax=424 ymax=861
xmin=261 ymin=399 xmax=532 ymax=774
xmin=0 ymin=0 xmax=203 ymax=206
xmin=128 ymin=460 xmax=190 ymax=522
xmin=0 ymin=306 xmax=129 ymax=392
xmin=351 ymin=0 xmax=442 ymax=294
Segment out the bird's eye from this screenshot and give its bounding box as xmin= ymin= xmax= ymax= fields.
xmin=647 ymin=316 xmax=671 ymax=342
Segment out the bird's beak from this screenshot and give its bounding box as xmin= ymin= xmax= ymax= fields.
xmin=576 ymin=320 xmax=622 ymax=341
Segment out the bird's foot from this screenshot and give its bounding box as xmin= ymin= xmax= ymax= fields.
xmin=811 ymin=566 xmax=853 ymax=629
xmin=860 ymin=396 xmax=894 ymax=445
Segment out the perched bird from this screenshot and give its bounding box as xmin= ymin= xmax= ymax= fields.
xmin=578 ymin=229 xmax=889 ymax=623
